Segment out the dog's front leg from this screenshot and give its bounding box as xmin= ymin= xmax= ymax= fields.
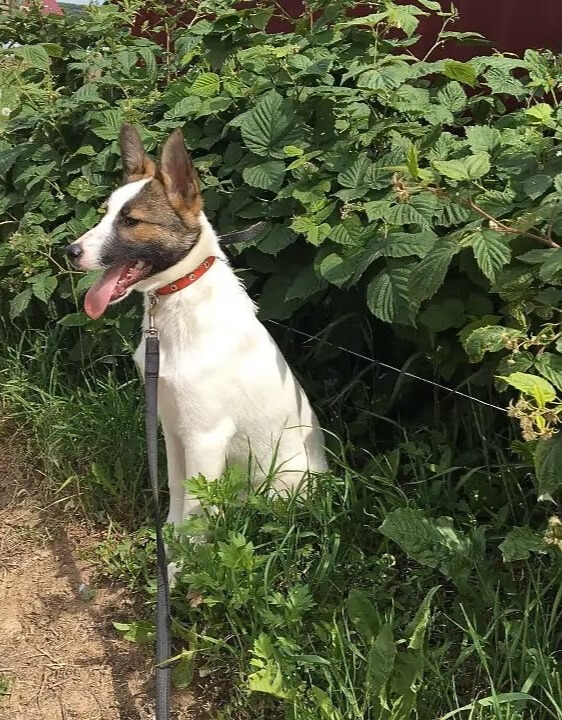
xmin=167 ymin=430 xmax=230 ymax=587
xmin=162 ymin=427 xmax=186 ymax=527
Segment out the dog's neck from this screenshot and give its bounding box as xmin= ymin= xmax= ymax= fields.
xmin=138 ymin=213 xmax=257 ymax=337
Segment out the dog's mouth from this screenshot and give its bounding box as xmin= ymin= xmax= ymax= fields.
xmin=84 ymin=260 xmax=152 ymax=320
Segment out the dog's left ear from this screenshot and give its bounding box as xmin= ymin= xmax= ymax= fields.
xmin=120 ymin=124 xmax=155 ymax=182
xmin=158 ymin=128 xmax=201 ymax=217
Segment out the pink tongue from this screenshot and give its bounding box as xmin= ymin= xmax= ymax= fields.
xmin=84 ymin=265 xmax=127 ymax=320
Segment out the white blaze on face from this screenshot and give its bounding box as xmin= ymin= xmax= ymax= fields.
xmin=75 ymin=178 xmax=150 ymax=270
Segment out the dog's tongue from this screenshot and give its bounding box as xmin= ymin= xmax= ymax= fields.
xmin=84 ymin=265 xmax=126 ymax=320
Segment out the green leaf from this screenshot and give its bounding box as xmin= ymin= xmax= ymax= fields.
xmin=370 ymin=231 xmax=437 ymax=260
xmin=406 ymin=586 xmax=440 ymax=650
xmin=439 ymin=693 xmax=536 ymax=720
xmin=498 ymin=372 xmax=556 ymax=407
xmin=437 ymin=82 xmax=467 ymax=113
xmin=535 ymin=353 xmax=562 ymax=391
xmin=465 ymin=125 xmax=501 ymax=153
xmin=347 ymin=589 xmax=379 ymax=644
xmin=10 ymin=288 xmax=33 ymax=320
xmin=367 ymin=624 xmax=396 ymax=701
xmin=285 ymin=266 xmax=326 ymax=301
xmin=463 ymin=325 xmax=521 ymax=362
xmin=0 ymin=147 xmax=24 ymax=175
xmin=59 ymin=313 xmax=91 ymax=327
xmin=242 ymin=161 xmax=285 ymax=192
xmin=499 ymin=527 xmax=547 ymax=562
xmin=409 ymin=240 xmax=459 ymax=303
xmin=12 ymin=44 xmax=51 ymax=71
xmin=470 ymin=230 xmax=511 ymax=282
xmin=419 ymin=298 xmax=465 ymax=332
xmin=113 ymin=620 xmax=154 ymax=645
xmin=32 ymin=274 xmax=57 ymax=303
xmin=239 ymin=91 xmax=301 ymax=158
xmin=379 ymin=508 xmax=481 ymax=583
xmin=523 ymin=174 xmax=552 ymax=200
xmin=367 ymin=265 xmax=416 ymax=325
xmin=433 ymin=153 xmax=490 ymax=181
xmin=554 ymin=173 xmax=562 ymax=194
xmin=535 ymin=435 xmax=562 ymax=499
xmin=443 ymin=60 xmax=478 ymax=87
xmin=191 ymin=72 xmax=220 ymax=97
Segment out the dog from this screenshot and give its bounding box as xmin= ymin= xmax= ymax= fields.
xmin=66 ymin=124 xmax=327 ymax=579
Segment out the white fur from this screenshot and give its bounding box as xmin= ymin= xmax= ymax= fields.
xmin=74 ymin=181 xmax=328 ymax=578
xmin=76 ymin=178 xmax=151 ymax=270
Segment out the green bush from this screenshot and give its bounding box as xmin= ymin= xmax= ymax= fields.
xmin=2 ymin=3 xmax=562 ymax=717
xmin=2 ymin=1 xmax=562 ymax=475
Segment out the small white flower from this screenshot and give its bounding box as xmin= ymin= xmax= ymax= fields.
xmin=556 ymin=150 xmax=562 ymax=157
xmin=1 ymin=107 xmax=11 ymax=117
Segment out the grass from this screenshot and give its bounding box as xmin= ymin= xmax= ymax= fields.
xmin=1 ymin=327 xmax=561 ymax=719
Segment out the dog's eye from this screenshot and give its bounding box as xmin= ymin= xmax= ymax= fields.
xmin=124 ymin=216 xmax=140 ymax=227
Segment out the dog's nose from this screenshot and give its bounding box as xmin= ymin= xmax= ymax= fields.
xmin=65 ymin=243 xmax=83 ymax=262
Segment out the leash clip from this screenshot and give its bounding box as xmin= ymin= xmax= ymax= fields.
xmin=145 ymin=292 xmax=159 ymax=339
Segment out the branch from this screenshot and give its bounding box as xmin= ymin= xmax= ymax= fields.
xmin=466 ymin=199 xmax=561 ymax=249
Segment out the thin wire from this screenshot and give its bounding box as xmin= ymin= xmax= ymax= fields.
xmin=267 ymin=320 xmax=507 ymax=415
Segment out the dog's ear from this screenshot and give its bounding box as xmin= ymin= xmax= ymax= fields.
xmin=158 ymin=128 xmax=202 ymax=218
xmin=120 ymin=124 xmax=155 ymax=182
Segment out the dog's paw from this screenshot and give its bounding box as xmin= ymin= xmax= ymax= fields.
xmin=167 ymin=561 xmax=180 ymax=588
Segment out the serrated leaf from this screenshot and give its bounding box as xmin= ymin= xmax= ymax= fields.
xmin=523 ymin=174 xmax=552 ymax=200
xmin=443 ymin=60 xmax=477 ymax=87
xmin=463 ymin=325 xmax=522 ymax=362
xmin=259 ymin=226 xmax=295 ymax=254
xmin=554 ymin=173 xmax=562 ymax=194
xmin=370 ymin=231 xmax=437 ymax=260
xmin=470 ymin=230 xmax=511 ymax=282
xmin=367 ymin=265 xmax=416 ymax=325
xmin=285 ymin=266 xmax=325 ymax=301
xmin=0 ymin=147 xmax=24 ymax=175
xmin=535 ymin=353 xmax=562 ymax=391
xmin=367 ymin=624 xmax=396 ymax=701
xmin=32 ymin=274 xmax=57 ymax=302
xmin=10 ymin=288 xmax=33 ymax=320
xmin=535 ymin=436 xmax=562 ymax=499
xmin=409 ymin=240 xmax=459 ymax=303
xmin=499 ymin=527 xmax=547 ymax=562
xmin=191 ymin=72 xmax=220 ymax=97
xmin=437 ymin=81 xmax=467 ymax=113
xmin=379 ymin=508 xmax=481 ymax=583
xmin=387 ymin=203 xmax=431 ymax=229
xmin=465 ymin=125 xmax=501 ymax=153
xmin=239 ymin=91 xmax=301 ymax=158
xmin=498 ymin=372 xmax=556 ymax=406
xmin=12 ymin=44 xmax=50 ymax=71
xmin=433 ymin=153 xmax=490 ymax=181
xmin=242 ymin=161 xmax=285 ymax=192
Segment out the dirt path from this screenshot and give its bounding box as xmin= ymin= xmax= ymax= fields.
xmin=0 ymin=450 xmax=207 ymax=720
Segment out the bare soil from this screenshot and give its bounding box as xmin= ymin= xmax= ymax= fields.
xmin=0 ymin=449 xmax=210 ymax=720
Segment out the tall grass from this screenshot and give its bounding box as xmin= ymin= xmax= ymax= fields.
xmin=1 ymin=328 xmax=561 ymax=719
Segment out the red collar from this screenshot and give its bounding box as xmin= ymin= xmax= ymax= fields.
xmin=156 ymin=256 xmax=217 ymax=296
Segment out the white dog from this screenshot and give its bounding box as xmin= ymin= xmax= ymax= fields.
xmin=66 ymin=125 xmax=327 ymax=576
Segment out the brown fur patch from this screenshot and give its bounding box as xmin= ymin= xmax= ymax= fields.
xmin=120 ymin=123 xmax=156 ymax=183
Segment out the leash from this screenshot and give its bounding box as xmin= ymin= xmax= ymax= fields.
xmin=144 ymin=293 xmax=171 ymax=720
xmin=141 ymin=221 xmax=266 ymax=719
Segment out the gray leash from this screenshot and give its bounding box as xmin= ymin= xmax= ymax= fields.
xmin=144 ymin=299 xmax=171 ymax=720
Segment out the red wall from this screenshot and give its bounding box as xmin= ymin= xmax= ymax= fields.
xmin=132 ymin=0 xmax=562 ymax=58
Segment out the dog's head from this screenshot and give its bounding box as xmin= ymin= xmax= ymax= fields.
xmin=66 ymin=125 xmax=202 ymax=319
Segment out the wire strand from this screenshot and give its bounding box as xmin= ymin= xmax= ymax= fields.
xmin=266 ymin=320 xmax=507 ymax=415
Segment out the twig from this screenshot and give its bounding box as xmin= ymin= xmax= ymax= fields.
xmin=467 ymin=198 xmax=560 ymax=249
